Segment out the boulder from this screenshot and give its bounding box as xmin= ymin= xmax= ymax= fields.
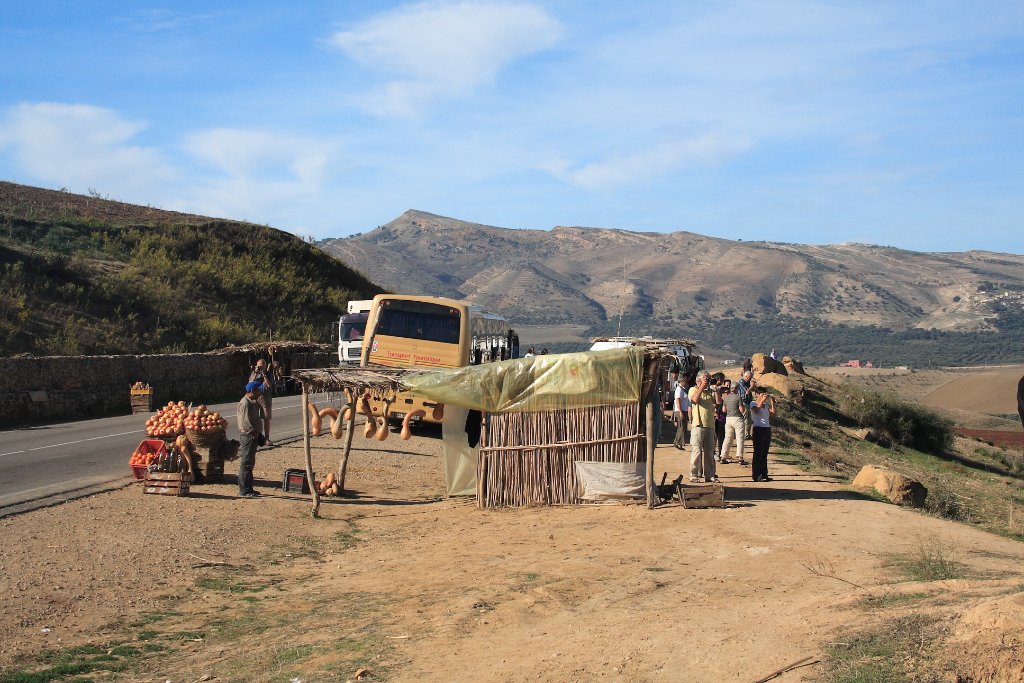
xmin=852 ymin=464 xmax=927 ymax=507
xmin=752 ymin=352 xmax=788 ymax=376
xmin=782 ymin=356 xmax=806 ymax=375
xmin=755 ymin=372 xmax=804 ymax=401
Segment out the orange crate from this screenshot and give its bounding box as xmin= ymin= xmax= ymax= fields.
xmin=129 ymin=439 xmax=167 ymax=479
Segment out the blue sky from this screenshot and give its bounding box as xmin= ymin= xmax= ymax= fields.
xmin=1 ymin=1 xmax=1022 ymax=252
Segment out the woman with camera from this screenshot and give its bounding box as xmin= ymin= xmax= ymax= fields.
xmin=750 ymin=386 xmax=776 ymax=482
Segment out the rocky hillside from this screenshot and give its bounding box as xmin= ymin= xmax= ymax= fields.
xmin=323 ymin=210 xmax=1024 ymax=331
xmin=0 ymin=182 xmax=381 ymax=356
xmin=321 ymin=210 xmax=1024 ymax=364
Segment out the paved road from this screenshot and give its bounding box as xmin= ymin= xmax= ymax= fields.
xmin=0 ymin=392 xmax=334 ymax=511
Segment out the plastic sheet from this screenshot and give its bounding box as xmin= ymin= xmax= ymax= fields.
xmin=402 ymin=347 xmax=643 ymax=414
xmin=441 ymin=404 xmax=477 ymax=496
xmin=574 ymin=461 xmax=646 ymax=501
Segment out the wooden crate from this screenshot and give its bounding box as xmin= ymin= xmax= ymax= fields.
xmin=143 ymin=471 xmax=190 ymax=496
xmin=677 ymin=482 xmax=725 ymax=509
xmin=197 ymin=464 xmax=224 ymax=484
xmin=130 ymin=388 xmax=153 ymax=414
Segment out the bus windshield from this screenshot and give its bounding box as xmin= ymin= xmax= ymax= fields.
xmin=376 ymin=299 xmax=461 ymax=344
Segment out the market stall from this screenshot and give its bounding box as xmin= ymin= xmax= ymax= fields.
xmin=290 ymin=347 xmax=669 ymax=516
xmin=128 ymin=399 xmax=238 ymax=493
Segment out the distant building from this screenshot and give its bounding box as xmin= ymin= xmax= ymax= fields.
xmin=840 ymin=360 xmax=863 ymax=368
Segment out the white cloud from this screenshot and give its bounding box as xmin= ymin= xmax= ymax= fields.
xmin=117 ymin=8 xmax=219 ymax=33
xmin=0 ymin=102 xmax=173 ymax=196
xmin=176 ymin=128 xmax=341 ymax=222
xmin=328 ymin=2 xmax=562 ymax=115
xmin=542 ymin=133 xmax=752 ymax=191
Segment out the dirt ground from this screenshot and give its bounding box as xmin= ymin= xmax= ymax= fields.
xmin=2 ymin=425 xmax=1024 ymax=682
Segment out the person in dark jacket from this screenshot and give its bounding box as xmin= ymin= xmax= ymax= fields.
xmin=1018 ymin=375 xmax=1024 ymax=430
xmin=236 ymin=381 xmax=265 ymax=498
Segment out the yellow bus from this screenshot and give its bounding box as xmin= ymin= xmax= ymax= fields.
xmin=360 ymin=294 xmax=511 ymax=424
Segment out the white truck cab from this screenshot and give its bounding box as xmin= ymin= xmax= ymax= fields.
xmin=337 ymin=300 xmax=373 ymax=364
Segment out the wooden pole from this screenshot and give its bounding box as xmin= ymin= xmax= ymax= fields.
xmin=477 ymin=413 xmax=488 ymax=507
xmin=645 ymin=397 xmax=657 ymax=509
xmin=302 ymin=385 xmax=321 ymax=518
xmin=337 ymin=389 xmax=356 ymax=490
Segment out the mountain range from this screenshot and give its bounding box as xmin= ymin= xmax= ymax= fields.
xmin=3 ymin=178 xmax=1023 ymax=366
xmin=320 ymin=210 xmax=1024 ymax=364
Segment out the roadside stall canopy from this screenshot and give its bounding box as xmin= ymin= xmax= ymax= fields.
xmin=289 ymin=346 xmax=655 ymax=513
xmin=401 ymin=347 xmax=644 ymax=413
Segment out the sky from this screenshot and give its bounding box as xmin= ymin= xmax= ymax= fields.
xmin=1 ymin=1 xmax=1022 ymax=252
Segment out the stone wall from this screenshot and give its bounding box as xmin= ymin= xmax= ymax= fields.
xmin=0 ymin=350 xmax=332 ymax=426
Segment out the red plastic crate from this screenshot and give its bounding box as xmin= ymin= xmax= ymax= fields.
xmin=129 ymin=439 xmax=167 ymax=479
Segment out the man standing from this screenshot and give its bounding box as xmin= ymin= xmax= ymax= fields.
xmin=673 ymin=374 xmax=691 ymax=449
xmin=248 ymin=359 xmax=275 ymax=447
xmin=719 ymin=382 xmax=747 ymax=466
xmin=737 ymin=370 xmax=754 ymax=441
xmin=688 ymin=371 xmax=718 ymax=483
xmin=667 ymin=370 xmax=679 ymax=417
xmin=236 ymin=380 xmax=266 ymax=498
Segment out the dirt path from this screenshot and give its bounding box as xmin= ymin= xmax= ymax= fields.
xmin=1 ymin=434 xmax=1022 ymax=682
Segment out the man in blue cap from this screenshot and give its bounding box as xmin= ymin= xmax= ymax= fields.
xmin=236 ymin=380 xmax=266 ymax=498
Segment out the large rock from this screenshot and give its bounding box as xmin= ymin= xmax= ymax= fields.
xmin=852 ymin=465 xmax=927 ymax=507
xmin=752 ymin=352 xmax=788 ymax=376
xmin=782 ymin=356 xmax=806 ymax=375
xmin=756 ymin=372 xmax=804 ymax=401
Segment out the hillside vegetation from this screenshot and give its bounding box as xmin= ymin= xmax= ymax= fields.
xmin=323 ymin=210 xmax=1024 ymax=366
xmin=761 ymin=370 xmax=1024 ymax=541
xmin=0 ymin=182 xmax=381 ymax=355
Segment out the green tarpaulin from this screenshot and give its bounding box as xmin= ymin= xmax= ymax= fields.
xmin=402 ymin=347 xmax=643 ymax=414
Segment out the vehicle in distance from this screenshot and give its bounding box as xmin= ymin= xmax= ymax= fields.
xmin=361 ymin=294 xmax=511 ymax=424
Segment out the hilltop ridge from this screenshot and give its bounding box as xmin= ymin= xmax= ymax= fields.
xmin=321 ymin=210 xmax=1024 ymax=364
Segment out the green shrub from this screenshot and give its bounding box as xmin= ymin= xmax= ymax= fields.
xmin=837 ymin=385 xmax=953 ymax=454
xmin=885 ymin=536 xmax=966 ymax=582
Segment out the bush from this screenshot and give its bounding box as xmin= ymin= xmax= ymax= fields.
xmin=837 ymin=385 xmax=954 ymax=455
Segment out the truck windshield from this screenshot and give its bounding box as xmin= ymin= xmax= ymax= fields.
xmin=341 ymin=321 xmax=365 ymax=341
xmin=375 ymin=300 xmax=460 ymax=344
xmin=339 ymin=312 xmax=368 ymax=341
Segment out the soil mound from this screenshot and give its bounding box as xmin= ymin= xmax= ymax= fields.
xmin=944 ymin=592 xmax=1024 ymax=682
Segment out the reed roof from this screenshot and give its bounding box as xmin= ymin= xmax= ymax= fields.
xmin=208 ymin=341 xmax=331 ymax=355
xmin=289 ymin=366 xmax=416 ymax=397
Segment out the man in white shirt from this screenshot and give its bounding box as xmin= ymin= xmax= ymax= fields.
xmin=672 ymin=375 xmax=691 ymax=449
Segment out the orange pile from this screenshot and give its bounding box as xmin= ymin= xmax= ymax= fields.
xmin=145 ymin=401 xmax=188 ymax=437
xmin=185 ymin=405 xmax=228 ymax=434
